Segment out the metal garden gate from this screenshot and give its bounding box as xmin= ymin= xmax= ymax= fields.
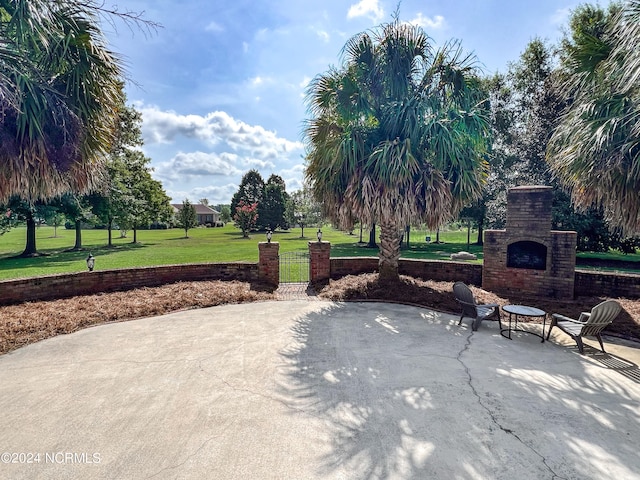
xmin=279 ymin=251 xmax=310 ymax=284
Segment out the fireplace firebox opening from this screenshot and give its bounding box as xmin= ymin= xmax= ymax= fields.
xmin=507 ymin=241 xmax=547 ymax=270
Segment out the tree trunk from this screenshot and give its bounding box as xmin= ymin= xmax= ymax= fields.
xmin=476 ymin=221 xmax=484 ymax=246
xmin=73 ymin=219 xmax=82 ymax=250
xmin=368 ymin=224 xmax=377 ymax=247
xmin=21 ymin=215 xmax=38 ymax=257
xmin=107 ymin=217 xmax=113 ymax=247
xmin=133 ymin=226 xmax=138 ymax=243
xmin=378 ymin=221 xmax=401 ymax=282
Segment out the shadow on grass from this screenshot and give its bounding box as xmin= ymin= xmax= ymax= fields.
xmin=221 ymin=231 xmax=263 ymax=240
xmin=280 ymin=236 xmax=313 ymax=241
xmin=0 ymin=243 xmax=150 ymax=270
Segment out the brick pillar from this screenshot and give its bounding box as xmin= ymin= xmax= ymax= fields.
xmin=309 ymin=241 xmax=331 ymax=282
xmin=258 ymin=242 xmax=279 ymax=286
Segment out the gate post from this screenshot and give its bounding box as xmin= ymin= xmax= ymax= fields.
xmin=258 ymin=241 xmax=279 ymax=286
xmin=309 ymin=241 xmax=330 ymax=282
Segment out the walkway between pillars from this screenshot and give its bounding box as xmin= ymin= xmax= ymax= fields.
xmin=277 ymin=251 xmax=315 ymax=300
xmin=274 ymin=282 xmax=319 ymax=300
xmin=258 ymin=240 xmax=331 ymax=299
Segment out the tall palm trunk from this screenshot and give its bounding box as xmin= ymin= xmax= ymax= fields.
xmin=378 ymin=220 xmax=402 ymax=281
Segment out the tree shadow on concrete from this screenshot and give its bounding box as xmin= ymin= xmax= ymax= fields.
xmin=276 ymin=302 xmax=640 ymax=479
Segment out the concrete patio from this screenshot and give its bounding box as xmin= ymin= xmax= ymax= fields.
xmin=0 ymin=300 xmax=638 ymax=479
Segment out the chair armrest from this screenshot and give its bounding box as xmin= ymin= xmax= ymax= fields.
xmin=456 ymin=299 xmax=477 ymax=308
xmin=552 ymin=313 xmax=584 ymax=324
xmin=481 ymin=303 xmax=500 ymax=308
xmin=578 ymin=312 xmax=591 ymax=322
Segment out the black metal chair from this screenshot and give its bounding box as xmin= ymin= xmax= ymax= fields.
xmin=452 ymin=282 xmax=501 ymax=331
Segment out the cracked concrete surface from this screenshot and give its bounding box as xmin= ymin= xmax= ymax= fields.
xmin=0 ymin=300 xmax=639 ymax=479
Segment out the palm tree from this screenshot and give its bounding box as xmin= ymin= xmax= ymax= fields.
xmin=0 ymin=0 xmax=124 ymax=205
xmin=547 ymin=2 xmax=640 ymax=234
xmin=304 ymin=17 xmax=491 ymax=281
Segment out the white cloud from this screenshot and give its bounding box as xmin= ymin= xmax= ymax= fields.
xmin=250 ymin=75 xmax=275 ymax=87
xmin=188 ymin=184 xmax=238 ymax=204
xmin=347 ymin=0 xmax=384 ymax=22
xmin=242 ymin=158 xmax=276 ymax=170
xmin=551 ymin=7 xmax=571 ymax=25
xmin=242 ymin=41 xmax=249 ymax=53
xmin=155 ymin=151 xmax=242 ymax=181
xmin=140 ymin=106 xmax=304 ymax=160
xmin=299 ymin=76 xmax=311 ymax=89
xmin=205 ymin=21 xmax=224 ymax=33
xmin=408 ymin=13 xmax=446 ymax=30
xmin=279 ymin=164 xmax=305 ymax=192
xmin=316 ymin=29 xmax=330 ymax=43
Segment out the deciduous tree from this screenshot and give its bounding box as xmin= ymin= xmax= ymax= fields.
xmin=231 ymin=170 xmax=265 ymax=215
xmin=176 ymin=200 xmax=197 ymax=238
xmin=260 ymin=175 xmax=289 ymax=230
xmin=234 ymin=201 xmax=259 ymax=238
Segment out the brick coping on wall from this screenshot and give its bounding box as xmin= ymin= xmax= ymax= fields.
xmin=1 ymin=257 xmax=639 ymax=306
xmin=0 ymin=262 xmax=258 ymax=306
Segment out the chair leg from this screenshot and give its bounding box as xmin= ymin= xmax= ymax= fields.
xmin=574 ymin=336 xmax=584 ymax=354
xmin=596 ymin=334 xmax=606 ymax=353
xmin=472 ymin=318 xmax=480 ymax=331
xmin=458 ymin=315 xmax=464 ymax=326
xmin=546 ymin=318 xmax=556 ymax=341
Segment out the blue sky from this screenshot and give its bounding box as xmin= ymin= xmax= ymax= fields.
xmin=104 ymin=0 xmax=587 ymax=205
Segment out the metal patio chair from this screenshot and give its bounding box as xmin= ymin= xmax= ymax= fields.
xmin=453 ymin=282 xmax=501 ymax=331
xmin=546 ymin=300 xmax=622 ymax=354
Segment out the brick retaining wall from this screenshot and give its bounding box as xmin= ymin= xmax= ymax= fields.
xmin=329 ymin=257 xmax=640 ymax=299
xmin=2 ymin=257 xmax=639 ymax=306
xmin=330 ymin=257 xmax=483 ymax=286
xmin=0 ymin=263 xmax=258 ymax=306
xmin=575 ymin=270 xmax=640 ymax=299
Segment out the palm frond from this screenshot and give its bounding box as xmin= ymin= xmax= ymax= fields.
xmin=304 ymin=17 xmax=490 ymax=275
xmin=0 ymin=0 xmax=125 ymax=203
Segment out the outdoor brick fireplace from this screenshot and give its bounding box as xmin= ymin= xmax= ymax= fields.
xmin=483 ymin=186 xmax=577 ymax=299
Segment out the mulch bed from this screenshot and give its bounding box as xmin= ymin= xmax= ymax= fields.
xmin=0 ymin=281 xmax=275 ymax=355
xmin=1 ymin=274 xmax=639 ymax=356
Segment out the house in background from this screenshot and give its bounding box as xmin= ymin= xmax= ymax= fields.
xmin=171 ymin=203 xmax=221 ymax=226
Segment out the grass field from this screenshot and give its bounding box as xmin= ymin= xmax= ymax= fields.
xmin=1 ymin=224 xmax=638 ymax=281
xmin=0 ymin=224 xmax=480 ymax=280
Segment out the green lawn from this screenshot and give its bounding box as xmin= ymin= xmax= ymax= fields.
xmin=2 ymin=224 xmax=638 ymax=281
xmin=0 ymin=224 xmax=482 ymax=280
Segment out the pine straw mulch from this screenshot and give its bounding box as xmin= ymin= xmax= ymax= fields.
xmin=1 ymin=274 xmax=639 ymax=356
xmin=0 ymin=280 xmax=276 ymax=355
